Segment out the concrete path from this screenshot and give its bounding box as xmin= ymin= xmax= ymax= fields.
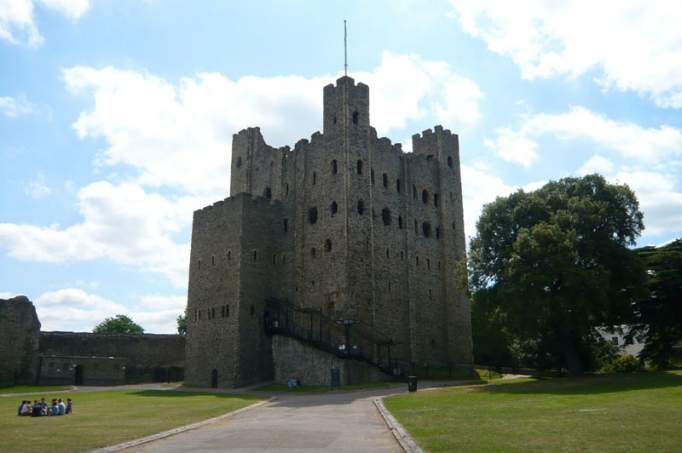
xmin=127 ymin=386 xmax=405 ymax=453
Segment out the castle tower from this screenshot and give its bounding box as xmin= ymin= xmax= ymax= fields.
xmin=184 ymin=75 xmax=473 ymax=388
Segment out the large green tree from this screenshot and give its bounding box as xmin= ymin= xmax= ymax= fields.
xmin=93 ymin=314 xmax=144 ymax=334
xmin=469 ymin=175 xmax=646 ymax=374
xmin=633 ymin=239 xmax=682 ymax=368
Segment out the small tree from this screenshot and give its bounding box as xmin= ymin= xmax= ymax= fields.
xmin=93 ymin=314 xmax=144 ymax=334
xmin=469 ymin=174 xmax=646 ymax=374
xmin=177 ymin=311 xmax=187 ymax=336
xmin=633 ymin=239 xmax=682 ymax=368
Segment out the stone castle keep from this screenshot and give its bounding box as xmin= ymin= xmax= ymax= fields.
xmin=185 ymin=76 xmax=473 ymax=388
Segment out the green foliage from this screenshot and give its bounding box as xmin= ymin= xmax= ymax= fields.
xmin=601 ymin=354 xmax=642 ymax=373
xmin=177 ymin=311 xmax=187 ymax=336
xmin=93 ymin=314 xmax=144 ymax=334
xmin=633 ymin=239 xmax=682 ymax=369
xmin=469 ymin=175 xmax=647 ymax=374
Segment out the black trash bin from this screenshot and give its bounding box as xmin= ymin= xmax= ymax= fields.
xmin=407 ymin=375 xmax=418 ymax=392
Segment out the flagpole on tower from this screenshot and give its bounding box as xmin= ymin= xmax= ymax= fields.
xmin=344 ymin=20 xmax=348 ymax=76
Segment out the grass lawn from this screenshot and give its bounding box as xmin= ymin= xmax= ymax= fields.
xmin=3 ymin=389 xmax=263 ymax=452
xmin=0 ymin=385 xmax=73 ymax=394
xmin=385 ymin=370 xmax=682 ymax=452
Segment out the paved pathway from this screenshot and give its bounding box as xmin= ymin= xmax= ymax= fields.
xmin=128 ymin=386 xmax=405 ymax=453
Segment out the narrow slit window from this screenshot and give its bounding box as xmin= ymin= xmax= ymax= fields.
xmin=382 ymin=173 xmax=388 ymax=188
xmin=330 ymin=201 xmax=338 ymax=216
xmin=331 ymin=160 xmax=338 ymax=175
xmin=357 ymin=160 xmax=363 ymax=174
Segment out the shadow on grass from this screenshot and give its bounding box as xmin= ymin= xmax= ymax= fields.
xmin=128 ymin=390 xmax=263 ymax=401
xmin=476 ymin=371 xmax=682 ymax=395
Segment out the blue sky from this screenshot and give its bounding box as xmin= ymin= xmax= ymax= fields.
xmin=1 ymin=0 xmax=681 ymax=333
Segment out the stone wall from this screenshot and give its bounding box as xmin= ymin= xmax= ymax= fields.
xmin=39 ymin=355 xmax=127 ymax=386
xmin=0 ymin=296 xmax=41 ymax=386
xmin=272 ymin=335 xmax=389 ymax=386
xmin=39 ymin=331 xmax=185 ymax=383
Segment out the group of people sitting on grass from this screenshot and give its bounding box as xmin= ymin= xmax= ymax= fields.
xmin=17 ymin=398 xmax=73 ymax=417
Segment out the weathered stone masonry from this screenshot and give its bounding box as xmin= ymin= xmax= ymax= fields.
xmin=185 ymin=76 xmax=473 ymax=387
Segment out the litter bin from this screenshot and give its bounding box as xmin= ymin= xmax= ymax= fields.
xmin=407 ymin=375 xmax=418 ymax=392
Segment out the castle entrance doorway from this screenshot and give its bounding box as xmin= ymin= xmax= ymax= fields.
xmin=74 ymin=365 xmax=84 ymax=385
xmin=211 ymin=369 xmax=218 ymax=388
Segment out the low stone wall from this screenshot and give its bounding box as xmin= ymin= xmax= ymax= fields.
xmin=39 ymin=331 xmax=185 ymax=384
xmin=272 ymin=335 xmax=389 ymax=386
xmin=0 ymin=296 xmax=41 ymax=386
xmin=39 ymin=355 xmax=127 ymax=386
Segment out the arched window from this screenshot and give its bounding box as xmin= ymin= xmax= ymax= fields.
xmin=412 ymin=185 xmax=417 ymax=199
xmin=447 ymin=156 xmax=453 ymax=168
xmin=312 ymin=172 xmax=317 ymax=185
xmin=352 ymin=111 xmax=359 ymax=124
xmin=427 ymin=258 xmax=431 ymax=270
xmin=264 ymin=187 xmax=272 ymax=200
xmin=396 ymin=178 xmax=401 ymax=193
xmin=422 ymin=222 xmax=432 ymax=238
xmin=333 ymin=116 xmax=337 ymax=124
xmin=331 ymin=160 xmax=338 ymax=175
xmin=236 ymin=156 xmax=242 ymax=168
xmin=382 ymin=173 xmax=388 ymax=188
xmin=398 ymin=215 xmax=403 ymax=229
xmin=357 ymin=199 xmax=365 ymax=215
xmin=330 ymin=201 xmax=338 ymax=216
xmin=325 ymin=239 xmax=332 ymax=252
xmin=422 ymin=189 xmax=429 ymax=204
xmin=308 ymin=207 xmax=318 ymax=224
xmin=452 ymin=221 xmax=456 ymax=230
xmin=381 ymin=207 xmax=391 ymax=226
xmin=434 ymin=193 xmax=439 ymax=207
xmin=211 ymin=255 xmax=215 ymax=266
xmin=227 ymin=250 xmax=232 ymax=261
xmin=386 ymin=248 xmax=390 ymax=258
xmin=357 ymin=160 xmax=363 ymax=174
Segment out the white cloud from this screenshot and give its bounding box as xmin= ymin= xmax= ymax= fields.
xmin=486 ymin=106 xmax=682 ymax=167
xmin=0 ymin=181 xmax=201 ymax=287
xmin=38 ymin=0 xmax=89 ymax=19
xmin=460 ymin=164 xmax=514 ymax=238
xmin=451 ymin=0 xmax=682 ymax=108
xmin=484 ymin=127 xmax=539 ymax=167
xmin=611 ymin=171 xmax=682 ymax=237
xmin=0 ymin=291 xmax=20 ymax=299
xmin=577 ymin=155 xmax=614 ymax=175
xmin=356 ymin=52 xmax=484 ymax=132
xmin=24 ymin=173 xmax=51 ymax=199
xmin=2 ymin=54 xmax=483 ymax=290
xmin=36 ymin=288 xmax=183 ymax=333
xmin=0 ymin=95 xmax=35 ymax=117
xmin=63 ymin=52 xmax=483 ymax=197
xmin=0 ymin=0 xmax=90 ymax=47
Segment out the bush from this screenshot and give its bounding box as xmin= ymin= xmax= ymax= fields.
xmin=601 ymin=354 xmax=642 ymax=373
